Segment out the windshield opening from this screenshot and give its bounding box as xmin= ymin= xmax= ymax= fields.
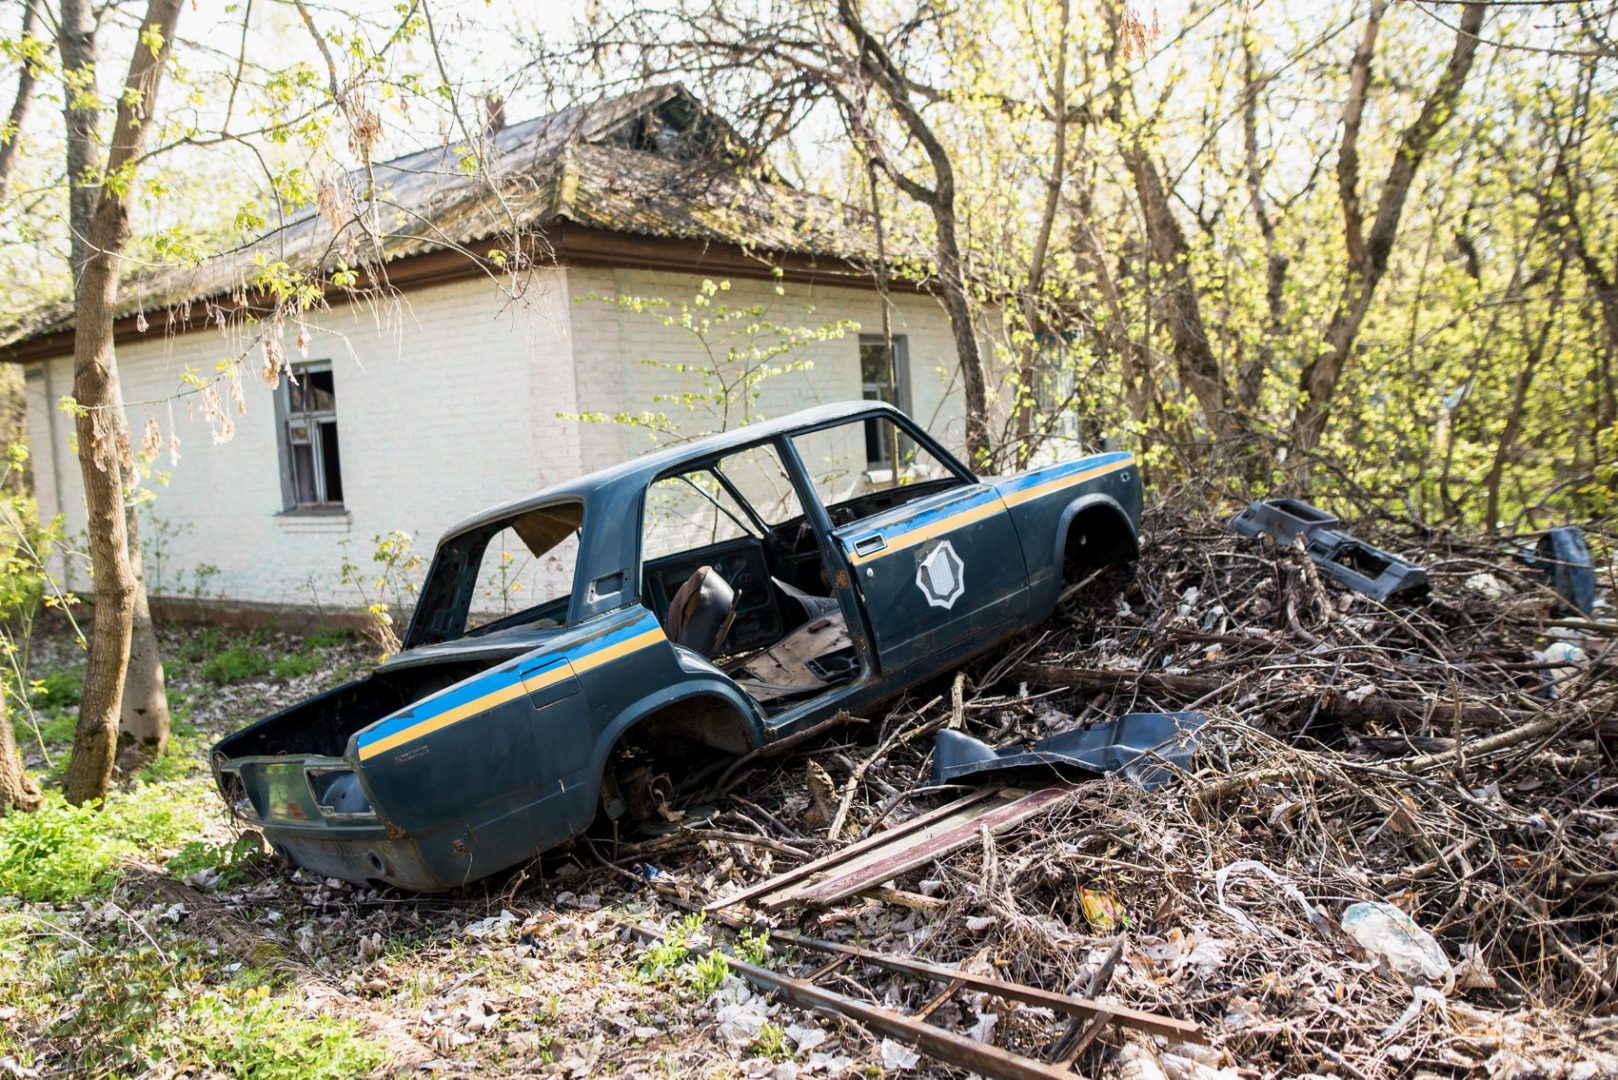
xmin=404 ymin=501 xmax=584 ymax=648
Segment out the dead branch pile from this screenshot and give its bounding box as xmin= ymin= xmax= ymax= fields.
xmin=608 ymin=505 xmax=1618 ymax=1078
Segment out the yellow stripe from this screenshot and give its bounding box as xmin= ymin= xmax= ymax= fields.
xmin=999 ymin=457 xmax=1133 ymax=509
xmin=847 ymin=457 xmax=1133 ymax=566
xmin=848 ymin=498 xmax=1004 ymax=565
xmin=357 ymin=625 xmax=668 ymax=760
xmin=359 ymin=680 xmax=530 ymax=760
xmin=572 ymin=626 xmax=667 ymax=673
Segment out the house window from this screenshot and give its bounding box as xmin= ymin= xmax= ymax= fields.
xmin=859 ymin=334 xmax=909 ymax=466
xmin=279 ymin=363 xmax=344 ymax=510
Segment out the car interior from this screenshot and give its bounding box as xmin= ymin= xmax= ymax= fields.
xmin=641 ymin=419 xmax=966 ymax=713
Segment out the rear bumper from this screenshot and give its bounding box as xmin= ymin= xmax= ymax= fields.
xmin=214 ymin=754 xmax=593 ymax=892
xmin=263 ymin=827 xmax=471 ymax=892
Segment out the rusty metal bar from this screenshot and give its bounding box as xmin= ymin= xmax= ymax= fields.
xmin=705 ymin=787 xmax=1003 ymax=911
xmin=696 ymin=909 xmax=1204 ymax=1044
xmin=787 ymin=786 xmax=1072 ymax=908
xmin=1053 ymin=1010 xmax=1113 ymax=1067
xmin=623 ymin=925 xmax=1086 ymax=1080
xmin=911 ymin=976 xmax=967 ymax=1022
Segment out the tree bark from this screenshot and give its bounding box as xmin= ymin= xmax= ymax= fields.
xmin=1290 ymin=1 xmax=1486 ymax=461
xmin=836 ymin=0 xmax=992 ymax=463
xmin=0 ymin=0 xmax=42 ymax=203
xmin=121 ymin=498 xmax=169 ymax=760
xmin=1122 ymin=147 xmax=1236 ymax=443
xmin=58 ymin=0 xmax=183 ymax=805
xmin=0 ymin=678 xmax=42 ymax=814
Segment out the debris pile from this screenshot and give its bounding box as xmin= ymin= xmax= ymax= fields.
xmin=608 ymin=506 xmax=1618 ymax=1077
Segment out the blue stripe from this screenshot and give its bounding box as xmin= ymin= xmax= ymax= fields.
xmin=356 ymin=610 xmax=660 ymax=750
xmin=996 ymin=451 xmax=1133 ymax=493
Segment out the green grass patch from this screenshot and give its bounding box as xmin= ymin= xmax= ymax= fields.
xmin=0 ymin=935 xmax=383 ymax=1078
xmin=202 ymin=644 xmax=271 ymax=684
xmin=0 ymin=778 xmax=216 ymax=902
xmin=270 ymin=652 xmax=321 ymax=680
xmin=303 ymin=625 xmax=354 ymax=650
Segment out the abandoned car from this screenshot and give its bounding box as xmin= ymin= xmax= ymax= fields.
xmin=212 ymin=402 xmax=1142 ymax=890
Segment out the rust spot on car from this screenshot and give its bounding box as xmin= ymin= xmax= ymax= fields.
xmin=283 ymin=801 xmax=306 ymax=820
xmin=386 ymin=823 xmax=405 ymax=839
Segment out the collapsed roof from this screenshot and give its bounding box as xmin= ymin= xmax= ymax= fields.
xmin=3 ymin=85 xmax=914 ymax=355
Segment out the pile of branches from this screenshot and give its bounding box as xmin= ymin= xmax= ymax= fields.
xmin=602 ymin=505 xmax=1618 ymax=1077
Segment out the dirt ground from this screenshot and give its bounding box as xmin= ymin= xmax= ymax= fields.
xmin=7 ymin=504 xmax=1618 ymax=1078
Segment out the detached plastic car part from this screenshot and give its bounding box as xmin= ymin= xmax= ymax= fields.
xmin=1229 ymin=498 xmax=1427 ymax=602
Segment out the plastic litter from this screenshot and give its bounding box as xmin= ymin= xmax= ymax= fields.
xmin=929 ymin=711 xmax=1205 ymax=790
xmin=1340 ymin=901 xmax=1453 ymax=990
xmin=1521 ymin=526 xmax=1596 ymax=617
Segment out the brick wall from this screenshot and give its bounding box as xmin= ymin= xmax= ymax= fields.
xmin=24 ymin=264 xmax=968 ymax=616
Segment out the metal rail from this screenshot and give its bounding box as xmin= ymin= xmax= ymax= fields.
xmin=619 ymin=910 xmax=1203 ymax=1080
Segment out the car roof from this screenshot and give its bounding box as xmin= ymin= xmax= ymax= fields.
xmin=440 ymin=400 xmax=910 ymax=543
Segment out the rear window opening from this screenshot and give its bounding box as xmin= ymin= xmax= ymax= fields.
xmin=406 ymin=501 xmax=584 ymax=647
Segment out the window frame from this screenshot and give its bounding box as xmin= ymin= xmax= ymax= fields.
xmin=276 ymin=361 xmax=345 ymax=513
xmin=858 ymin=334 xmax=911 ymax=469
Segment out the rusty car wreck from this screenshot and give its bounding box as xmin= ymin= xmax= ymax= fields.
xmin=212 ymin=402 xmax=1142 ymax=891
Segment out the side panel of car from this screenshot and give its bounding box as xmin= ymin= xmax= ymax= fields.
xmin=834 ymin=485 xmax=1031 ymax=671
xmin=353 ymin=610 xmax=669 ymax=837
xmin=993 ymin=452 xmax=1140 ymax=612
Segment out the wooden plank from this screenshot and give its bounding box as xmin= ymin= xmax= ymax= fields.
xmin=705 ymin=787 xmax=1004 ymax=911
xmin=788 ymin=786 xmax=1071 ymax=908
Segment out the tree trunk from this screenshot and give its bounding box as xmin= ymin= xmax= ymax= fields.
xmin=1122 ymin=146 xmax=1235 ymax=443
xmin=1289 ymin=1 xmax=1486 ymax=461
xmin=1012 ymin=0 xmax=1072 ymax=468
xmin=0 ymin=0 xmax=42 ymax=203
xmin=58 ymin=0 xmax=183 ymax=806
xmin=121 ymin=500 xmax=169 ymax=760
xmin=0 ymin=678 xmax=43 ymax=815
xmin=836 ymin=0 xmax=992 ymax=464
xmin=1484 ymin=259 xmax=1567 ymax=528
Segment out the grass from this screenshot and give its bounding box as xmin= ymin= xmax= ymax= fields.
xmin=201 ymin=644 xmax=272 ymax=684
xmin=0 ymin=935 xmax=384 ymax=1078
xmin=0 ymin=778 xmax=218 ymax=902
xmin=0 ymin=621 xmax=403 ymax=1079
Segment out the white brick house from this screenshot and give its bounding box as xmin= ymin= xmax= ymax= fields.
xmin=3 ymin=87 xmax=969 ymax=621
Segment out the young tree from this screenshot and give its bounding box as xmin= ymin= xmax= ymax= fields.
xmin=56 ymin=0 xmax=183 ymax=804
xmin=1288 ymin=0 xmax=1487 ymax=462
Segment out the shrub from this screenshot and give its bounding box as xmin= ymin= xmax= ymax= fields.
xmin=31 ymin=670 xmax=81 ymax=708
xmin=0 ymin=781 xmax=213 ymax=902
xmin=201 ymin=645 xmax=270 ymax=684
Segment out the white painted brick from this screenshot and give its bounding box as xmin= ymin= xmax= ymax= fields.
xmin=24 ymin=265 xmax=968 ymax=613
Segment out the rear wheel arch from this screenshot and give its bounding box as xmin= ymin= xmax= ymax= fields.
xmin=587 ymin=683 xmax=760 ymax=811
xmin=1056 ymin=495 xmax=1139 ymax=580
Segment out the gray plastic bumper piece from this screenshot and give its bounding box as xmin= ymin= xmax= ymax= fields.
xmin=1229 ymin=497 xmax=1428 ymax=602
xmin=929 ymin=711 xmax=1206 ymax=791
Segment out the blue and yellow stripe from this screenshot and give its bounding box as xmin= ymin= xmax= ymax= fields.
xmin=356 ymin=614 xmax=666 ymax=760
xmin=846 ymin=452 xmax=1134 ymax=565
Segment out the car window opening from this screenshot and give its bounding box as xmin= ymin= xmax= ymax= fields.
xmin=408 ymin=501 xmax=584 ymax=647
xmin=641 ymin=448 xmax=857 ymax=714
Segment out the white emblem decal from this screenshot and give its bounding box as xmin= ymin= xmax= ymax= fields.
xmin=916 ymin=540 xmax=966 ymax=609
